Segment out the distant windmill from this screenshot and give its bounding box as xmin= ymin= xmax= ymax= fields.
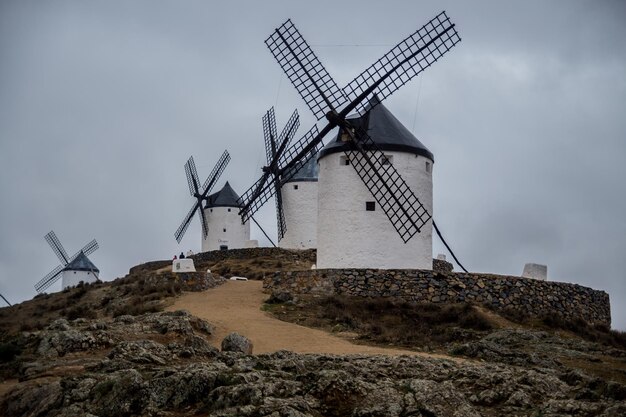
xmin=237 ymin=111 xmax=322 ymax=242
xmin=241 ymin=11 xmax=461 ymax=268
xmin=35 ymin=231 xmax=99 ymax=293
xmin=261 ymin=108 xmax=319 ymax=249
xmin=202 ymin=181 xmax=252 ymax=251
xmin=174 ymin=150 xmax=230 ymax=245
xmin=259 ymin=107 xmax=316 ymax=248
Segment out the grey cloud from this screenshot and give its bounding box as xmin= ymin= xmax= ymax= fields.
xmin=1 ymin=0 xmax=624 ymax=329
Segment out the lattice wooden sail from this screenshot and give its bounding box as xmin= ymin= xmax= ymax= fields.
xmin=175 ymin=150 xmax=230 ymax=243
xmin=258 ymin=11 xmax=460 ymax=242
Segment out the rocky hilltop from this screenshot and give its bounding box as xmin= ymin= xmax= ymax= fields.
xmin=0 ymin=249 xmax=625 ymax=416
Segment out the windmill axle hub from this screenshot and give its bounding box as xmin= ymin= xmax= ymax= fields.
xmin=325 ymin=110 xmax=342 ymax=128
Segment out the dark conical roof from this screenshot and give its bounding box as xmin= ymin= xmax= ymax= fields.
xmin=205 ymin=181 xmax=242 ymax=208
xmin=318 ymin=95 xmax=434 ymax=161
xmin=63 ymin=251 xmax=99 ymax=272
xmin=283 ymin=152 xmax=318 ymax=183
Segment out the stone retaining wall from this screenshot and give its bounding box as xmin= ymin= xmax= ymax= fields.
xmin=264 ymin=269 xmax=611 ymax=326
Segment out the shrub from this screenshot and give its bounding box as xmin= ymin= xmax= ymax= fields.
xmin=100 ymin=296 xmax=112 ymax=307
xmin=112 ymin=298 xmax=162 ymax=317
xmin=66 ymin=304 xmax=97 ymax=320
xmin=500 ymin=307 xmax=626 ymax=350
xmin=299 ymin=295 xmax=492 ymax=347
xmin=0 ymin=342 xmax=21 ymax=362
xmin=68 ymin=286 xmax=88 ymax=301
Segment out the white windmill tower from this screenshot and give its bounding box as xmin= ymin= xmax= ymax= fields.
xmin=280 ymin=152 xmax=318 ymax=249
xmin=202 ymin=181 xmax=251 ymax=251
xmin=317 ymin=95 xmax=433 ymax=269
xmin=35 ymin=231 xmax=100 ymax=293
xmin=239 ymin=12 xmax=460 ymax=269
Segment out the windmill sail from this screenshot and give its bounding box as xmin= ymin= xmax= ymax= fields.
xmin=238 ymin=124 xmax=321 ymax=224
xmin=260 ymin=12 xmax=460 ymax=242
xmin=175 ymin=150 xmax=230 ymax=243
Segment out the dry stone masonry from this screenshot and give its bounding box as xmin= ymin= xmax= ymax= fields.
xmin=264 ymin=269 xmax=611 ymax=326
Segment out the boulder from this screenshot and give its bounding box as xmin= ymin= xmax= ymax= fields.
xmin=267 ymin=291 xmax=293 ymax=304
xmin=221 ymin=332 xmax=253 ymax=355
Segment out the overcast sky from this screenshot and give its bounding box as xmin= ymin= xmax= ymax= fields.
xmin=1 ymin=1 xmax=625 ymax=329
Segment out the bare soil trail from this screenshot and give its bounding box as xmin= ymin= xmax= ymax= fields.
xmin=167 ymin=280 xmax=460 ymax=360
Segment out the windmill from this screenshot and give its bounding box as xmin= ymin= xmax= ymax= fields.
xmin=237 ymin=110 xmax=322 ymax=242
xmin=202 ymin=181 xmax=253 ymax=251
xmin=260 ymin=107 xmax=317 ymax=247
xmin=35 ymin=230 xmax=100 ymax=293
xmin=240 ymin=11 xmax=460 ymax=268
xmin=174 ymin=150 xmax=230 ymax=245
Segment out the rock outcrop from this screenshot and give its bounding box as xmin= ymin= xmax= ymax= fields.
xmin=2 ymin=310 xmax=625 ymax=417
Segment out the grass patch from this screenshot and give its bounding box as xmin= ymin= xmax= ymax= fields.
xmin=499 ymin=308 xmax=626 ymax=350
xmin=268 ymin=295 xmax=493 ymax=349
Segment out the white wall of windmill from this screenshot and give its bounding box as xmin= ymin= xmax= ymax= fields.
xmin=61 ymin=270 xmax=98 ymax=289
xmin=202 ymin=206 xmax=250 ymax=252
xmin=317 ymin=151 xmax=433 ymax=270
xmin=279 ymin=180 xmax=318 ymax=249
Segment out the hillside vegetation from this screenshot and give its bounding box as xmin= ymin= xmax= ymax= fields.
xmin=0 ymin=248 xmax=625 ymax=417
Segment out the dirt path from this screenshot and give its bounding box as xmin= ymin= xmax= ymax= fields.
xmin=167 ymin=280 xmax=459 ymax=359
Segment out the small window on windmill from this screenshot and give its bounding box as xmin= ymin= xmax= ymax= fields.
xmin=223 ymin=228 xmax=226 ymax=233
xmin=425 ymin=161 xmax=431 ymax=173
xmin=294 ymin=185 xmax=298 ymax=190
xmin=340 ymin=156 xmax=350 ymax=166
xmin=228 ymin=208 xmax=231 ymax=212
xmin=210 ymin=209 xmax=213 ymax=213
xmin=382 ymin=155 xmax=393 ymax=165
xmin=340 ymin=127 xmax=354 ymax=142
xmin=366 ymin=201 xmax=376 ymax=211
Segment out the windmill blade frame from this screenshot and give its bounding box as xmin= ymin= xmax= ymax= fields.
xmin=77 ymin=239 xmax=99 ymax=258
xmin=265 ymin=19 xmax=347 ymax=119
xmin=343 ymin=11 xmax=460 ymax=115
xmin=345 ymin=126 xmax=431 ymax=242
xmin=275 ymin=109 xmax=300 ymax=161
xmin=175 ymin=202 xmax=201 ymax=243
xmin=279 ymin=125 xmax=324 ymax=176
xmin=238 ymin=124 xmax=320 ymax=222
xmin=45 ymin=231 xmax=70 ymax=265
xmin=198 ymin=203 xmax=209 ymax=238
xmin=201 ymin=150 xmax=231 ymax=195
xmin=238 ymin=172 xmax=272 ymax=223
xmin=274 ymin=182 xmax=287 ymax=240
xmin=35 ymin=264 xmax=65 ymax=293
xmin=184 ymin=156 xmax=202 ymax=197
xmin=174 ymin=150 xmax=231 ymax=243
xmin=263 ymin=107 xmax=279 ymax=165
